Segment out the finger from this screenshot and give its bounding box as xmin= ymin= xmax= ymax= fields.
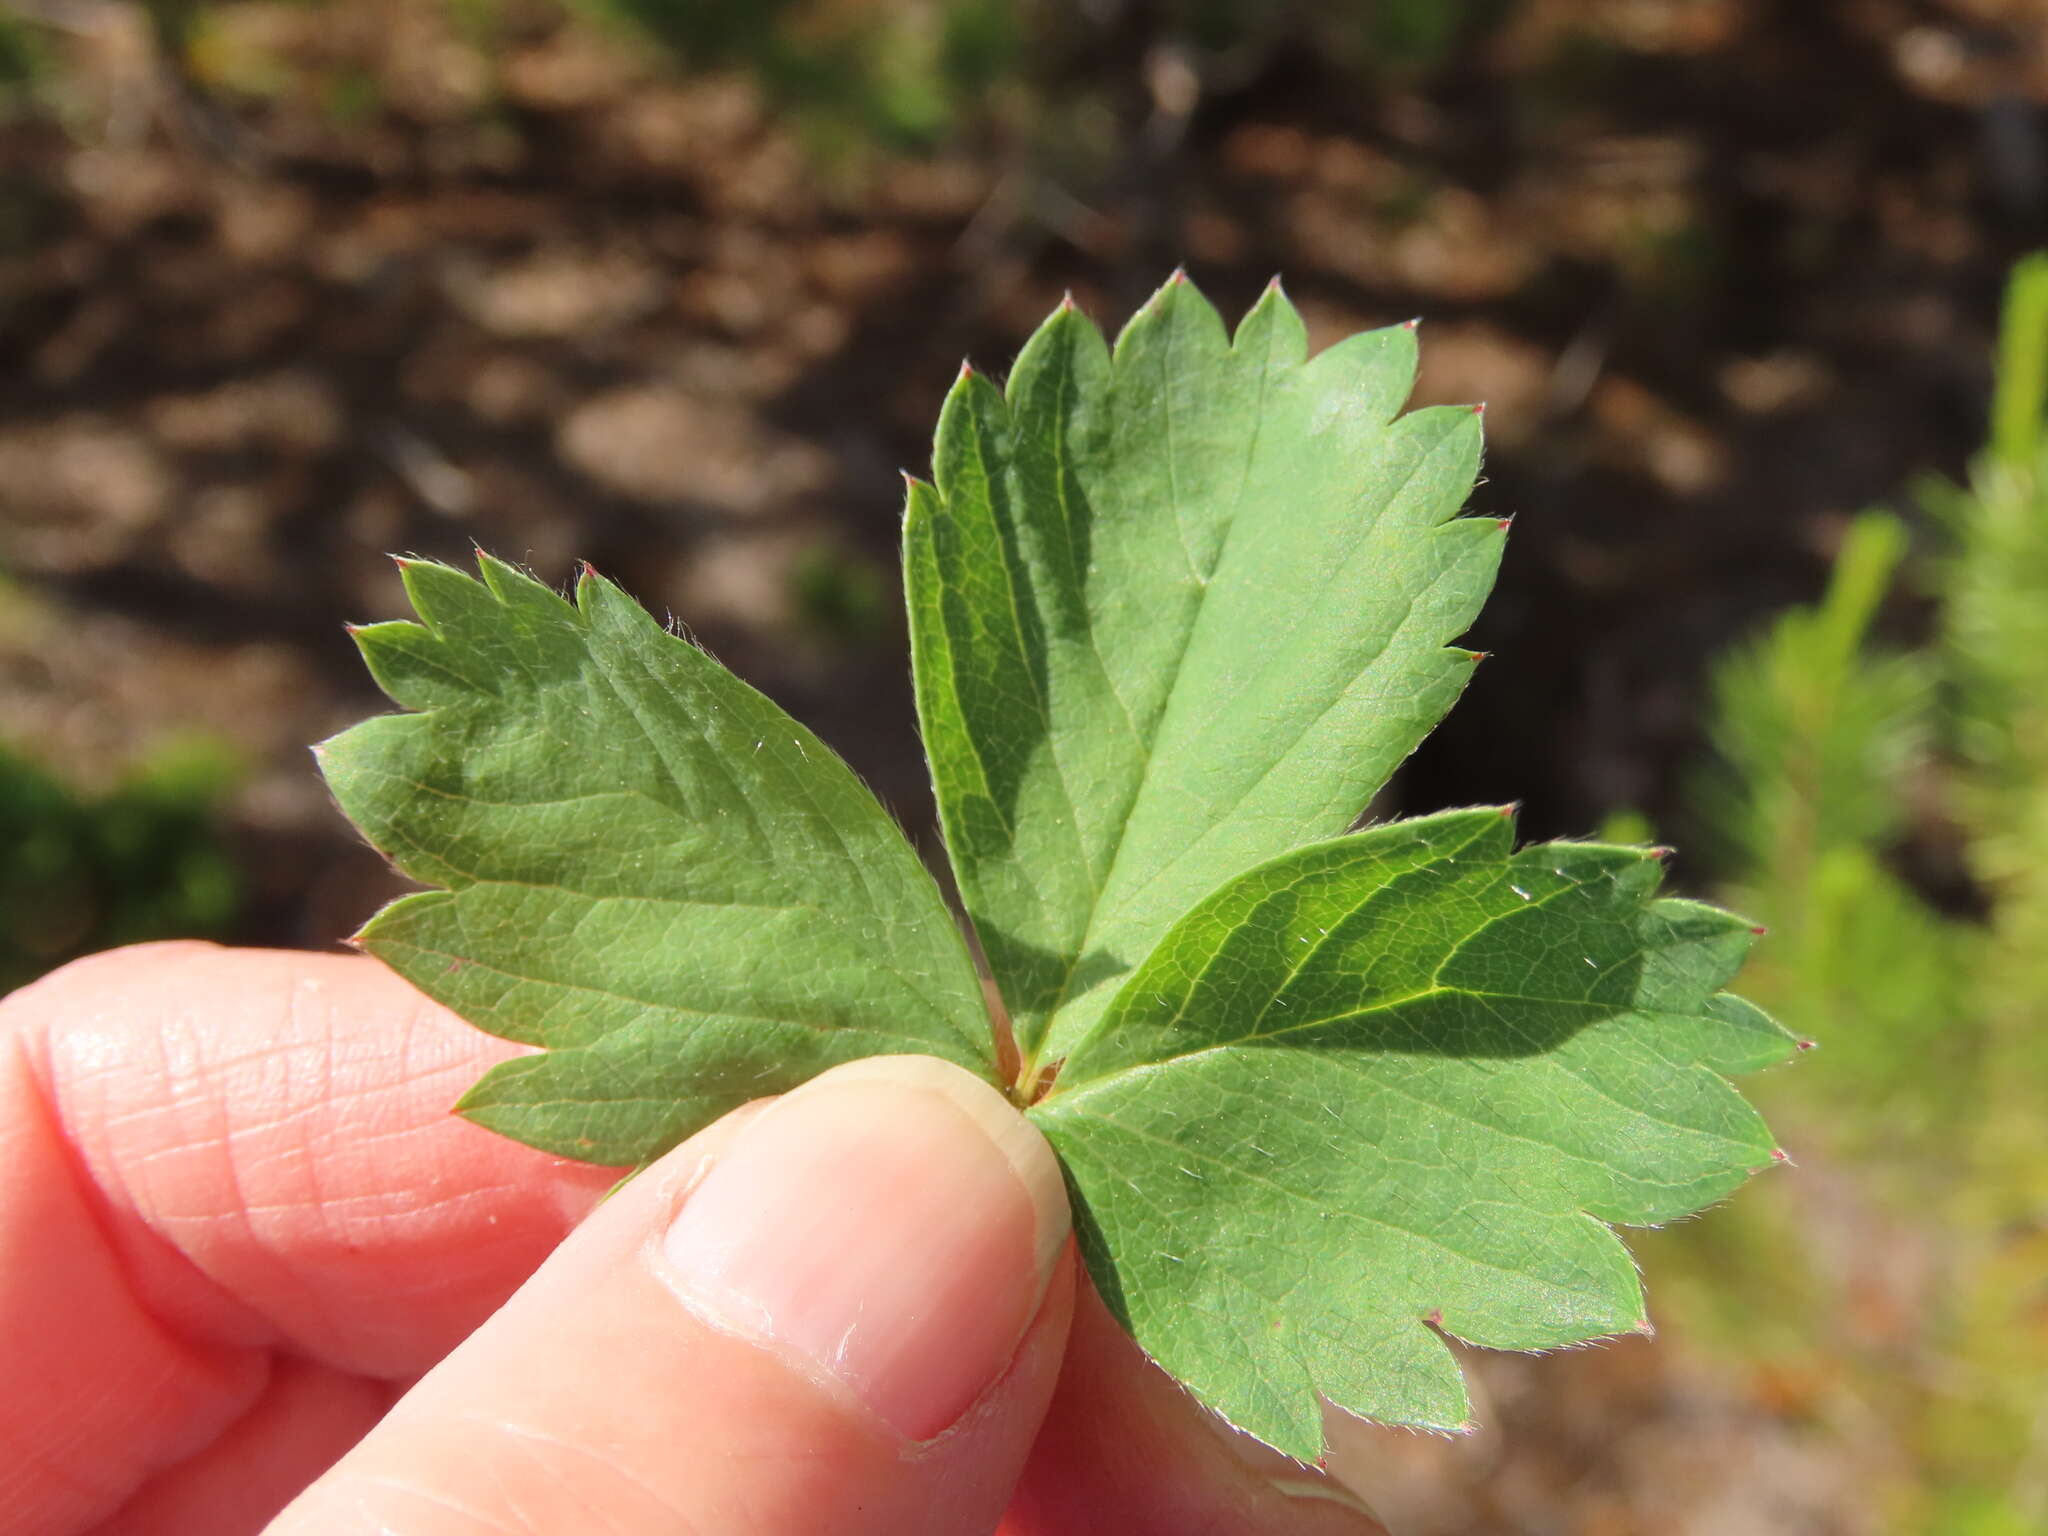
xmin=0 ymin=942 xmax=618 ymax=1535
xmin=274 ymin=1055 xmax=1076 ymax=1536
xmin=105 ymin=1106 xmax=772 ymax=1536
xmin=94 ymin=1359 xmax=391 ymax=1536
xmin=1001 ymin=1279 xmax=1390 ymax=1536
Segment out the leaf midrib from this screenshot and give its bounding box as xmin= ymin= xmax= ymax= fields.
xmin=1041 ymin=1033 xmax=1756 ymax=1211
xmin=1033 ymin=311 xmax=1280 ymax=1057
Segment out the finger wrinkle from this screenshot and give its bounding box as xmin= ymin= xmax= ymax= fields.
xmin=94 ymin=1356 xmax=389 ymax=1536
xmin=90 ymin=1027 xmax=307 ymax=1351
xmin=327 ymin=1471 xmax=536 ymax=1536
xmin=0 ymin=1028 xmax=271 ymax=1534
xmin=203 ymin=1174 xmax=545 ymax=1230
xmin=36 ymin=970 xmax=482 ymax=1362
xmin=463 ymin=1414 xmax=712 ymax=1536
xmin=12 ymin=944 xmax=613 ymax=1387
xmin=18 ymin=1022 xmax=287 ymax=1361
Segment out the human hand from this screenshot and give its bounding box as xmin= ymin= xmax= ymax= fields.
xmin=2 ymin=942 xmax=1386 ymax=1535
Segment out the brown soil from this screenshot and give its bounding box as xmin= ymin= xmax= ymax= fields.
xmin=4 ymin=3 xmax=2042 ymax=1529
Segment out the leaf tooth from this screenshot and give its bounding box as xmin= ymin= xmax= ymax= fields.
xmin=347 ymin=617 xmax=476 ymax=709
xmin=578 ymin=564 xmax=672 ymax=644
xmin=1303 ymin=328 xmax=1431 ymax=441
xmin=572 ymin=561 xmax=618 ymax=621
xmin=900 ymin=475 xmax=944 ymax=547
xmin=1111 ymin=266 xmax=1229 ymax=363
xmin=394 ymin=557 xmax=496 ymax=640
xmin=476 ymin=551 xmax=578 ymax=625
xmin=1233 ymin=274 xmax=1309 ymax=366
xmin=1005 ymin=295 xmax=1112 ymax=425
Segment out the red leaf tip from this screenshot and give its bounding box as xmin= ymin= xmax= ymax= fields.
xmin=1401 ymin=316 xmax=1421 ymax=330
xmin=1496 ymin=516 xmax=1515 ymax=532
xmin=1497 ymin=801 xmax=1522 ymax=819
xmin=1167 ymin=265 xmax=1188 ymax=285
xmin=1750 ymin=925 xmax=1769 ymax=937
xmin=1465 ymin=649 xmax=1490 ymax=664
xmin=1770 ymin=1147 xmax=1792 ymax=1163
xmin=578 ymin=559 xmax=598 ymax=581
xmin=1796 ymin=1038 xmax=1818 ymax=1052
xmin=957 ymin=359 xmax=976 ymax=382
xmin=1471 ymin=401 xmax=1487 ymax=415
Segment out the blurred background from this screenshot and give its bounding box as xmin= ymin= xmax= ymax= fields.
xmin=1 ymin=0 xmax=2044 ymax=1529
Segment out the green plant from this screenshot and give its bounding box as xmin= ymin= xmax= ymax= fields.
xmin=565 ymin=0 xmax=1509 ymax=155
xmin=0 ymin=13 xmax=50 ymax=101
xmin=1677 ymin=254 xmax=2048 ymax=1530
xmin=319 ymin=275 xmax=1792 ymax=1457
xmin=1693 ymin=511 xmax=1960 ymax=1140
xmin=566 ymin=0 xmax=1021 ymax=150
xmin=0 ymin=735 xmax=241 ymax=993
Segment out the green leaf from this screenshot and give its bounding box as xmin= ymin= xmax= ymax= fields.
xmin=906 ymin=274 xmax=1503 ymax=1071
xmin=318 ymin=555 xmax=994 ymax=1165
xmin=317 ymin=279 xmax=1792 ymax=1454
xmin=1029 ymin=808 xmax=1794 ymax=1456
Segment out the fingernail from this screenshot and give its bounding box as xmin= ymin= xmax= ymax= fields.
xmin=659 ymin=1055 xmax=1069 ymax=1439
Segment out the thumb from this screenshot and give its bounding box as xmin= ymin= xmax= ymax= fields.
xmin=271 ymin=1056 xmax=1074 ymax=1536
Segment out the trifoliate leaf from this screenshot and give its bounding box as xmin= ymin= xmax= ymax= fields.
xmin=1030 ymin=808 xmax=1795 ymax=1456
xmin=319 ymin=280 xmax=1795 ymax=1454
xmin=318 ymin=556 xmax=993 ymax=1165
xmin=906 ymin=275 xmax=1504 ymax=1070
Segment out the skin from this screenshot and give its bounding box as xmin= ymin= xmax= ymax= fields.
xmin=0 ymin=941 xmax=1388 ymax=1536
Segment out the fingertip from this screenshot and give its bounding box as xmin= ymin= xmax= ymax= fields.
xmin=14 ymin=944 xmax=617 ymax=1375
xmin=1 ymin=940 xmax=225 ymax=1029
xmin=278 ymin=1056 xmax=1075 ymax=1536
xmin=657 ymin=1054 xmax=1070 ymax=1437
